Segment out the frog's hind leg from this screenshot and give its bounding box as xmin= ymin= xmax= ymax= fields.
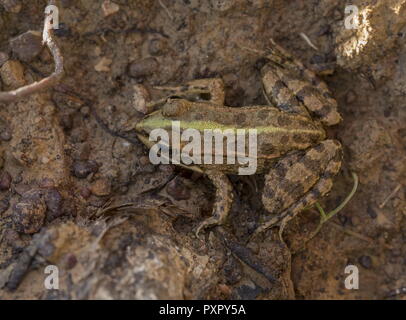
xmin=195 ymin=171 xmax=234 ymax=237
xmin=154 ymin=78 xmax=225 ymax=106
xmin=255 ymin=139 xmax=342 ymax=240
xmin=261 ymin=39 xmax=341 ymax=126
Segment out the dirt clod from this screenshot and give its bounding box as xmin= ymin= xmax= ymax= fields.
xmin=128 ymin=57 xmax=158 ymax=80
xmin=71 ymin=160 xmax=98 ymax=179
xmin=90 ymin=178 xmax=112 ymax=197
xmin=10 ymin=31 xmax=42 ymax=63
xmin=12 ymin=191 xmax=47 ymax=234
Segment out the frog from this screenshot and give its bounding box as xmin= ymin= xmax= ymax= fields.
xmin=133 ymin=39 xmax=343 ymax=239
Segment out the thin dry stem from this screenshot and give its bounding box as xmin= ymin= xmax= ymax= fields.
xmin=0 ymin=7 xmax=64 ymax=103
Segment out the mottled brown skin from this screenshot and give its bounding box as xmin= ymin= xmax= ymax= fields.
xmin=135 ymin=40 xmax=343 ymax=238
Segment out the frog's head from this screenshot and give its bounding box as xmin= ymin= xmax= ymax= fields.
xmin=135 ymin=99 xmax=193 ymax=146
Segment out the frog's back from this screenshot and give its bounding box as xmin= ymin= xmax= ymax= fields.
xmin=179 ymin=102 xmax=326 ymax=158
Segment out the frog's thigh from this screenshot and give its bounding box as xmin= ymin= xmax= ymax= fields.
xmin=259 ymin=140 xmax=342 ymax=234
xmin=156 ymin=78 xmax=225 ymax=106
xmin=196 ymin=171 xmax=234 ymax=236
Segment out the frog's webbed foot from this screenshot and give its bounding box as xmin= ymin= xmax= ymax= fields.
xmin=260 ymin=40 xmax=342 ymax=126
xmin=254 ymin=140 xmax=343 ymax=242
xmin=195 ymin=171 xmax=233 ymax=238
xmin=154 ymin=78 xmax=225 ymax=106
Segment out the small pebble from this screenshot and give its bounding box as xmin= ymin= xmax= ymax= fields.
xmin=10 ymin=31 xmax=43 ymax=62
xmin=90 ymin=178 xmax=111 ymax=196
xmin=367 ymin=205 xmax=377 ymax=219
xmin=0 ymin=60 xmax=25 ymax=89
xmin=102 ymin=0 xmax=120 ymax=17
xmin=12 ymin=191 xmax=47 ymax=234
xmin=0 ymin=129 xmax=12 ymax=141
xmin=0 ymin=171 xmax=12 ymax=190
xmin=133 ymin=84 xmax=152 ymax=114
xmin=128 ymin=57 xmax=158 ymax=79
xmin=71 ymin=160 xmax=98 ymax=179
xmin=359 ymin=255 xmax=372 ymax=269
xmin=64 ymin=253 xmax=77 ymax=270
xmin=43 ymin=188 xmax=63 ymax=221
xmin=80 ymin=187 xmax=91 ymax=199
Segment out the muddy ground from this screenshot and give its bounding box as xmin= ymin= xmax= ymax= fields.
xmin=0 ymin=0 xmax=405 ymax=300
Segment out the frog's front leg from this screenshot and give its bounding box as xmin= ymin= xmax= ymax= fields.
xmin=195 ymin=170 xmax=234 ymax=237
xmin=256 ymin=139 xmax=342 ymax=240
xmin=155 ymin=78 xmax=225 ymax=106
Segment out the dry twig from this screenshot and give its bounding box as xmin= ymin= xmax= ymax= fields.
xmin=0 ymin=6 xmax=64 ymax=103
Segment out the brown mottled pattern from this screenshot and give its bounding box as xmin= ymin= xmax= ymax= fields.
xmin=262 ymin=41 xmax=342 ymax=126
xmin=258 ymin=140 xmax=342 ymax=236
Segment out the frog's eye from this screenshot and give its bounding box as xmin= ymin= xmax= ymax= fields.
xmin=162 ymin=99 xmax=188 ymax=117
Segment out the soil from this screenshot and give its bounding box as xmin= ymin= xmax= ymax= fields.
xmin=0 ymin=0 xmax=405 ymax=300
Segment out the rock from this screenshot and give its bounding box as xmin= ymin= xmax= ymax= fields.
xmin=10 ymin=31 xmax=43 ymax=62
xmin=0 ymin=0 xmax=22 ymax=13
xmin=12 ymin=191 xmax=47 ymax=234
xmin=90 ymin=178 xmax=111 ymax=196
xmin=80 ymin=187 xmax=91 ymax=199
xmin=359 ymin=255 xmax=373 ymax=269
xmin=102 ymin=0 xmax=120 ymax=17
xmin=128 ymin=57 xmax=158 ymax=79
xmin=43 ymin=188 xmax=63 ymax=221
xmin=133 ymin=84 xmax=152 ymax=114
xmin=0 ymin=129 xmax=12 ymax=141
xmin=71 ymin=160 xmax=98 ymax=179
xmin=0 ymin=171 xmax=12 ymax=190
xmin=0 ymin=60 xmax=25 ymax=89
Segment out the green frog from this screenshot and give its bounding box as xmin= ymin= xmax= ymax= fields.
xmin=134 ymin=40 xmax=343 ymax=239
